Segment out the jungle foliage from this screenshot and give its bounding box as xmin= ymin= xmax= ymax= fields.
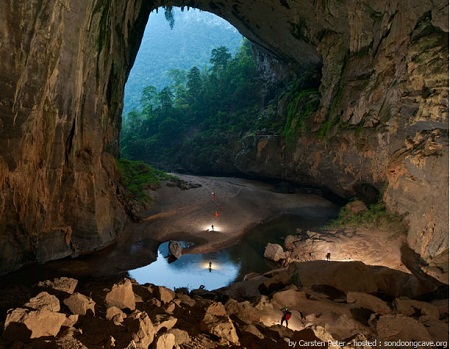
xmin=120 ymin=40 xmax=264 ymax=173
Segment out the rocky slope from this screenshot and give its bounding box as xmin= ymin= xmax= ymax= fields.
xmin=0 ymin=0 xmax=447 ymax=281
xmin=0 ymin=260 xmax=447 ymax=348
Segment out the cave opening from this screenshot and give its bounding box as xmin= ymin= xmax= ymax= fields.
xmin=120 ymin=6 xmax=260 ymax=176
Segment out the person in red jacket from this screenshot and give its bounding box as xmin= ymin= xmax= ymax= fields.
xmin=281 ymin=306 xmax=291 ymax=328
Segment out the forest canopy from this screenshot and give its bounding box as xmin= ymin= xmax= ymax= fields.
xmin=120 ymin=40 xmax=264 ymax=174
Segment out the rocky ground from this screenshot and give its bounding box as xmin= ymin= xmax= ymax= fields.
xmin=0 ymin=256 xmax=447 ymax=349
xmin=0 ymin=176 xmax=447 ymax=348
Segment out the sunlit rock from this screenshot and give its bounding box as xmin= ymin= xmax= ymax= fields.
xmin=37 ymin=277 xmax=78 ymax=294
xmin=264 ymin=243 xmax=286 ymax=262
xmin=105 ymin=279 xmax=136 ymax=311
xmin=125 ymin=310 xmax=155 ymax=348
xmin=63 ymin=292 xmax=96 ymax=316
xmin=24 ymin=292 xmax=61 ymax=312
xmin=3 ymin=307 xmax=66 ymax=340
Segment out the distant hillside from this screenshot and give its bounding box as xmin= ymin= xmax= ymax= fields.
xmin=123 ymin=8 xmax=243 ymax=115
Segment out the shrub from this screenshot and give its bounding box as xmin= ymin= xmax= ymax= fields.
xmin=116 ymin=158 xmax=174 ymax=203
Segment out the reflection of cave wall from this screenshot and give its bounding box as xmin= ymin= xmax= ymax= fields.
xmin=0 ymin=1 xmax=448 ymax=280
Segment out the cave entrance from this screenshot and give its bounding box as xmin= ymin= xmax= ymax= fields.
xmin=120 ymin=6 xmax=266 ymax=175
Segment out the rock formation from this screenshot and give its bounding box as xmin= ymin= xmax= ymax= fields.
xmin=0 ymin=1 xmax=447 ymax=281
xmin=1 ymin=270 xmax=447 ymax=348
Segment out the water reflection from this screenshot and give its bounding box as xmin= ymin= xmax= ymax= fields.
xmin=129 ymin=242 xmax=239 ymax=291
xmin=129 ymin=215 xmax=331 ymax=291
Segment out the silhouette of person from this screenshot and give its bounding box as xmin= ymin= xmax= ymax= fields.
xmin=211 ymin=224 xmax=214 ymax=231
xmin=208 ymin=261 xmax=212 ymax=272
xmin=281 ymin=306 xmax=291 ymax=328
xmin=326 ymin=252 xmax=331 ymax=261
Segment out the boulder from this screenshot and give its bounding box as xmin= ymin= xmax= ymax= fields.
xmin=152 ymin=314 xmax=177 ymax=333
xmin=25 ymin=291 xmax=61 ymax=312
xmin=288 ymin=261 xmax=378 ymax=293
xmin=62 ymin=314 xmax=79 ymax=328
xmin=125 ymin=310 xmax=155 ymax=348
xmin=105 ymin=279 xmax=136 ymax=310
xmin=63 ymin=292 xmax=96 ymax=315
xmin=271 ymin=287 xmax=307 ymax=308
xmin=168 ymin=241 xmax=182 ymax=259
xmin=37 ymin=277 xmax=78 ymax=294
xmin=394 ymin=298 xmax=439 ymax=321
xmin=167 ymin=328 xmax=190 ymax=346
xmin=376 ymin=315 xmax=433 ymax=341
xmin=200 ymin=302 xmax=240 ymax=345
xmin=152 ymin=333 xmax=175 ymax=349
xmin=284 ymin=235 xmax=301 ymax=250
xmin=205 ymin=302 xmax=227 ymax=316
xmin=106 ymin=306 xmax=127 ymax=325
xmin=264 ymin=243 xmax=285 ymax=262
xmin=154 ymin=286 xmax=175 ymax=304
xmin=200 ymin=314 xmax=240 ymax=346
xmin=241 ymin=324 xmax=265 ymax=339
xmin=347 ymin=292 xmax=391 ymax=314
xmin=3 ymin=307 xmax=66 ymax=340
xmin=344 ymin=200 xmax=368 ymax=214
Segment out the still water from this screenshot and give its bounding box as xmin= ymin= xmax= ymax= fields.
xmin=129 ymin=214 xmax=331 ymax=291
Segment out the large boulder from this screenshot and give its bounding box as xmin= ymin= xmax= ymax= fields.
xmin=289 ymin=261 xmax=378 ymax=293
xmin=264 ymin=243 xmax=285 ymax=262
xmin=63 ymin=292 xmax=96 ymax=316
xmin=168 ymin=241 xmax=182 ymax=259
xmin=200 ymin=302 xmax=240 ymax=346
xmin=3 ymin=307 xmax=67 ymax=340
xmin=125 ymin=310 xmax=155 ymax=348
xmin=347 ymin=292 xmax=391 ymax=315
xmin=25 ymin=292 xmax=61 ymax=312
xmin=154 ymin=286 xmax=175 ymax=304
xmin=105 ymin=279 xmax=136 ymax=311
xmin=37 ymin=277 xmax=78 ymax=294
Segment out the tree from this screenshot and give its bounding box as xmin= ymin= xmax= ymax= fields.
xmin=210 ymin=46 xmax=231 ymax=76
xmin=158 ymin=87 xmax=173 ymax=116
xmin=141 ymin=86 xmax=158 ymax=115
xmin=187 ymin=66 xmax=202 ymax=103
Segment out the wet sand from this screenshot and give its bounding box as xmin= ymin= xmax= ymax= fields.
xmin=128 ymin=174 xmax=339 ymax=255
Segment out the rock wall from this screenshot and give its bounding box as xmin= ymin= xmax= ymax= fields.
xmin=0 ymin=0 xmax=151 ymax=274
xmin=0 ymin=0 xmax=447 ymax=280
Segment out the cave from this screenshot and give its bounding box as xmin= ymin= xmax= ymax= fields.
xmin=0 ymin=1 xmax=448 ymax=283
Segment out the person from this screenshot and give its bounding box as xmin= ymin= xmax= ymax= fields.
xmin=208 ymin=261 xmax=212 ymax=272
xmin=326 ymin=252 xmax=331 ymax=261
xmin=212 ymin=192 xmax=216 ymax=201
xmin=211 ymin=224 xmax=214 ymax=231
xmin=214 ymin=211 xmax=219 ymax=218
xmin=281 ymin=305 xmax=291 ymax=328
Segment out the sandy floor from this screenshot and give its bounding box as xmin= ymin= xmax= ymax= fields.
xmin=129 ymin=175 xmax=340 ymax=254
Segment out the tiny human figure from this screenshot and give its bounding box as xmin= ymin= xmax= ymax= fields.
xmin=214 ymin=211 xmax=219 ymax=218
xmin=208 ymin=261 xmax=212 ymax=272
xmin=211 ymin=224 xmax=214 ymax=231
xmin=281 ymin=306 xmax=291 ymax=328
xmin=326 ymin=252 xmax=331 ymax=261
xmin=212 ymin=192 xmax=216 ymax=201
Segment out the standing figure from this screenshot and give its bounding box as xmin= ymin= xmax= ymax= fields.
xmin=326 ymin=252 xmax=331 ymax=261
xmin=281 ymin=306 xmax=291 ymax=328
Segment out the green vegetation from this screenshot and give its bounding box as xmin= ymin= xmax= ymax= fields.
xmin=121 ymin=39 xmax=263 ymax=172
xmin=283 ymin=89 xmax=320 ymax=144
xmin=124 ymin=8 xmax=243 ymax=115
xmin=328 ymin=201 xmax=407 ymax=236
xmin=115 ymin=158 xmax=174 ymax=203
